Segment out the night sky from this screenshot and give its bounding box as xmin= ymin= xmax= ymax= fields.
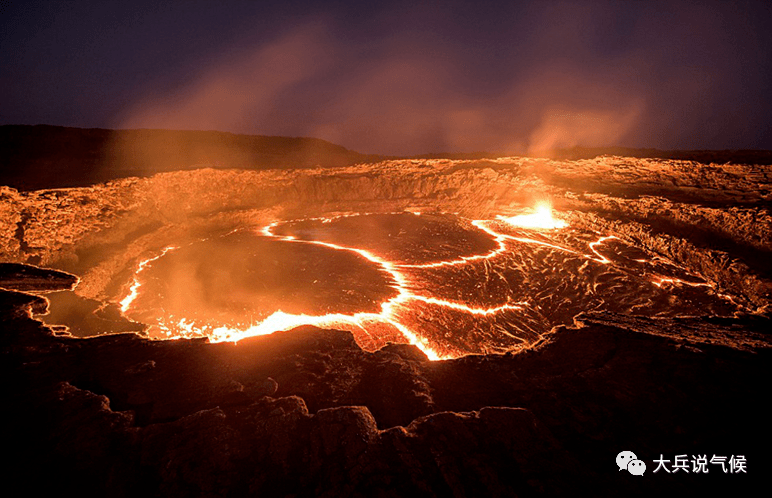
xmin=2 ymin=0 xmax=771 ymax=155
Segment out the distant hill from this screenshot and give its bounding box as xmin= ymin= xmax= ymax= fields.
xmin=412 ymin=146 xmax=772 ymax=165
xmin=3 ymin=125 xmax=771 ymax=191
xmin=527 ymin=146 xmax=772 ymax=165
xmin=0 ymin=125 xmax=383 ymax=190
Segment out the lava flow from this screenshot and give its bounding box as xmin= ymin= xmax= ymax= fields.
xmin=117 ymin=205 xmax=740 ymax=360
xmin=119 ymin=245 xmax=178 ymax=313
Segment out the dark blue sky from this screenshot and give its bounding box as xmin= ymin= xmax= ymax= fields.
xmin=2 ymin=0 xmax=771 ymax=154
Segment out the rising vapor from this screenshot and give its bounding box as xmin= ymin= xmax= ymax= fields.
xmin=111 ymin=2 xmax=770 ymax=155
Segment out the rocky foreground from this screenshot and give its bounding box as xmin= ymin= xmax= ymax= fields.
xmin=3 ymin=280 xmax=768 ymax=496
xmin=2 ymin=156 xmax=771 ymax=495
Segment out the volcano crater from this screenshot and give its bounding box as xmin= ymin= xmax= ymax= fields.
xmin=3 ymin=155 xmax=771 ymax=496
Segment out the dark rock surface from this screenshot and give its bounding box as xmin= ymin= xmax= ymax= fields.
xmin=0 ymin=262 xmax=78 ymax=291
xmin=2 ymin=282 xmax=767 ymax=496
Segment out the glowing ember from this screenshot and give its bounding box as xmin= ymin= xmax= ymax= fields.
xmin=498 ymin=203 xmax=568 ymax=230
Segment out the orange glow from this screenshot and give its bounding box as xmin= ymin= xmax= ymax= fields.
xmin=651 ymin=276 xmax=711 ymax=288
xmin=498 ymin=203 xmax=568 ymax=230
xmin=119 ymin=246 xmax=178 ymax=312
xmin=398 ymin=220 xmax=508 ymax=269
xmin=118 ymin=214 xmax=623 ymax=359
xmin=588 ymin=236 xmax=618 ymax=265
xmin=118 ymin=210 xmax=727 ymax=360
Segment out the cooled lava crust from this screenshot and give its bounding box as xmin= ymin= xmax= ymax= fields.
xmin=2 ymin=156 xmax=771 ymax=496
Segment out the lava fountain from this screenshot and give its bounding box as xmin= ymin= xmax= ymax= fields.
xmin=497 ymin=202 xmax=568 ymax=230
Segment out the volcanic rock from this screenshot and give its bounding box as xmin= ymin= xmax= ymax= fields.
xmin=0 ymin=262 xmax=78 ymax=291
xmin=3 ymin=284 xmax=768 ymax=496
xmin=2 ymin=153 xmax=770 ymax=496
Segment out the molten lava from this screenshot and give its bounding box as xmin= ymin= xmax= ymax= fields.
xmin=117 ymin=206 xmax=738 ymax=360
xmin=119 ymin=246 xmax=178 ymax=312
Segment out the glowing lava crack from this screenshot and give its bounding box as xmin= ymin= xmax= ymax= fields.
xmin=118 ymin=208 xmax=740 ymax=360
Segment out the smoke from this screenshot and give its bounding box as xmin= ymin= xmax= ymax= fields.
xmin=107 ymin=1 xmax=771 ymax=156
xmin=515 ymin=62 xmax=645 ymax=154
xmin=117 ymin=21 xmax=332 ymax=133
xmin=527 ymin=107 xmax=642 ymax=154
xmin=114 ymin=22 xmax=645 ymax=156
